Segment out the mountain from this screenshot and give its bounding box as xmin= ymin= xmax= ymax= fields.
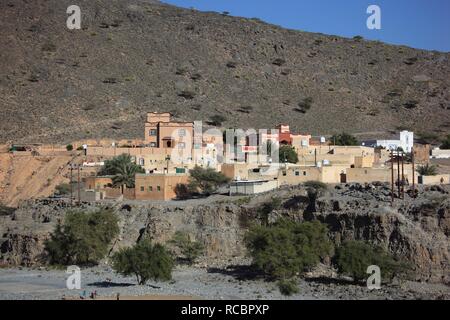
xmin=1 ymin=0 xmax=449 ymax=143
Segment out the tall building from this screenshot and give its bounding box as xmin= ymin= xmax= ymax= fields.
xmin=144 ymin=112 xmax=194 ymax=149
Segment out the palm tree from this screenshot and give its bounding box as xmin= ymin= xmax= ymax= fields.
xmin=417 ymin=163 xmax=437 ymax=176
xmin=99 ymin=154 xmax=145 ymax=192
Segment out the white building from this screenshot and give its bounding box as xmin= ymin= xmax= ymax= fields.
xmin=362 ymin=131 xmax=414 ymax=153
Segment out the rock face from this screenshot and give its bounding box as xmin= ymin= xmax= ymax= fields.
xmin=1 ymin=0 xmax=449 ymax=143
xmin=0 ymin=184 xmax=449 ymax=284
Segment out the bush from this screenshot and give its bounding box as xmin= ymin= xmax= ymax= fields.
xmin=335 ymin=240 xmax=411 ymax=283
xmin=258 ymin=197 xmax=282 ymax=225
xmin=188 ymin=166 xmax=230 ymax=196
xmin=296 ymin=97 xmax=313 ymax=113
xmin=174 ymin=183 xmax=194 ymax=200
xmin=45 ymin=208 xmax=119 ymax=266
xmin=330 ymin=132 xmax=359 ymax=146
xmin=277 ymin=279 xmax=299 ymax=296
xmin=279 ymin=145 xmax=298 ymax=164
xmin=245 ymin=219 xmax=333 ymax=280
xmin=66 ymin=144 xmax=73 ymax=151
xmin=304 ymin=181 xmax=328 ymax=191
xmin=112 ymin=240 xmax=174 ymax=285
xmin=169 ymin=231 xmax=204 ymax=265
xmin=0 ymin=204 xmax=15 ymax=216
xmin=178 ymin=90 xmax=196 ymax=99
xmin=55 ymin=183 xmax=71 ymax=195
xmin=440 ymin=135 xmax=450 ymax=149
xmin=209 ymin=114 xmax=227 ymax=126
xmin=417 ymin=164 xmax=437 ymax=176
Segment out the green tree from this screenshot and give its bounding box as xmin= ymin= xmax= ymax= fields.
xmin=335 ymin=240 xmax=411 ymax=283
xmin=169 ymin=231 xmax=204 ymax=265
xmin=440 ymin=134 xmax=450 ymax=149
xmin=66 ymin=144 xmax=73 ymax=151
xmin=98 ymin=154 xmax=145 ymax=189
xmin=45 ymin=208 xmax=119 ymax=265
xmin=279 ymin=145 xmax=298 ymax=164
xmin=112 ymin=240 xmax=174 ymax=285
xmin=417 ymin=163 xmax=437 ymax=176
xmin=330 ymin=133 xmax=359 ymax=146
xmin=188 ymin=166 xmax=230 ymax=196
xmin=245 ymin=219 xmax=333 ymax=280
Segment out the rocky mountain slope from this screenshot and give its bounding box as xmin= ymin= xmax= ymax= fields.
xmin=1 ymin=184 xmax=449 ymax=284
xmin=0 ymin=0 xmax=449 ymax=143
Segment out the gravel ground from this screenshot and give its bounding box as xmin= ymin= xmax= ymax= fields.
xmin=0 ymin=266 xmax=448 ymax=300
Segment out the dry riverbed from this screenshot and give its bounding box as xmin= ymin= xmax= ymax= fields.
xmin=0 ymin=265 xmax=448 ymax=300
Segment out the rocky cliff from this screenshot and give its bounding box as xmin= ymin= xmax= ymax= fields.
xmin=0 ymin=184 xmax=449 ymax=283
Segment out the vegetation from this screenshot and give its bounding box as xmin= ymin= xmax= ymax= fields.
xmin=169 ymin=231 xmax=204 ymax=265
xmin=209 ymin=114 xmax=227 ymax=126
xmin=112 ymin=240 xmax=174 ymax=285
xmin=245 ymin=219 xmax=333 ymax=280
xmin=0 ymin=204 xmax=15 ymax=216
xmin=190 ymin=166 xmax=230 ymax=195
xmin=277 ymin=279 xmax=299 ymax=296
xmin=417 ymin=163 xmax=437 ymax=176
xmin=279 ymin=145 xmax=298 ymax=164
xmin=296 ymin=97 xmax=313 ymax=113
xmin=258 ymin=197 xmax=282 ymax=225
xmin=304 ymin=181 xmax=327 ymax=191
xmin=54 ymin=183 xmax=71 ymax=195
xmin=335 ymin=240 xmax=410 ymax=283
xmin=440 ymin=134 xmax=450 ymax=149
xmin=416 ymin=132 xmax=439 ymax=145
xmin=98 ymin=154 xmax=145 ymax=189
xmin=330 ymin=132 xmax=359 ymax=146
xmin=66 ymin=144 xmax=73 ymax=151
xmin=45 ymin=208 xmax=119 ymax=266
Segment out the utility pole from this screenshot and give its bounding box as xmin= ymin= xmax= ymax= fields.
xmin=70 ymin=165 xmax=74 ymax=206
xmin=390 ymin=150 xmax=394 ymax=205
xmin=397 ymin=150 xmax=401 ymax=198
xmin=401 ymin=151 xmax=405 ymax=199
xmin=411 ymin=147 xmax=416 ymax=198
xmin=77 ymin=165 xmax=81 ymax=206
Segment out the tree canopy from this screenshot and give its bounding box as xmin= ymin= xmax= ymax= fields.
xmin=98 ymin=153 xmax=145 ymax=188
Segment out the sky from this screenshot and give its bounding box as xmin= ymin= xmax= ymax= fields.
xmin=162 ymin=0 xmax=450 ymax=52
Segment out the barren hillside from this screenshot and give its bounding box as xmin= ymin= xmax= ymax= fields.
xmin=0 ymin=0 xmax=449 ymax=143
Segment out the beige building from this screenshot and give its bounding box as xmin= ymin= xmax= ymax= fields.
xmin=135 ymin=173 xmax=189 ymax=201
xmin=144 ymin=112 xmax=194 ymax=150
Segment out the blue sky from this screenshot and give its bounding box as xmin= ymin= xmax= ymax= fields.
xmin=162 ymin=0 xmax=450 ymax=52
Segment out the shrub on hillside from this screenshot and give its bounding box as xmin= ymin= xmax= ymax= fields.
xmin=55 ymin=183 xmax=71 ymax=195
xmin=304 ymin=181 xmax=328 ymax=191
xmin=45 ymin=208 xmax=119 ymax=265
xmin=112 ymin=240 xmax=173 ymax=285
xmin=66 ymin=144 xmax=73 ymax=151
xmin=245 ymin=219 xmax=333 ymax=280
xmin=169 ymin=231 xmax=204 ymax=265
xmin=209 ymin=114 xmax=227 ymax=126
xmin=258 ymin=197 xmax=282 ymax=225
xmin=335 ymin=240 xmax=411 ymax=283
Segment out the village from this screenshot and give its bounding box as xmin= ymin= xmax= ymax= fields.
xmin=1 ymin=112 xmax=449 ymax=205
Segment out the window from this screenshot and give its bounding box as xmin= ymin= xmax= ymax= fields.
xmin=140 ymin=186 xmax=144 ymax=192
xmin=149 ymin=129 xmax=157 ymax=136
xmin=148 ymin=186 xmax=153 ymax=192
xmin=139 ymin=158 xmax=145 ymax=166
xmin=295 ymin=171 xmax=300 ymax=176
xmin=303 ymin=171 xmax=307 ymax=176
xmin=282 ymin=171 xmax=287 ymax=176
xmin=157 ymin=186 xmax=161 ymax=191
xmin=179 ymin=129 xmax=186 ymax=136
